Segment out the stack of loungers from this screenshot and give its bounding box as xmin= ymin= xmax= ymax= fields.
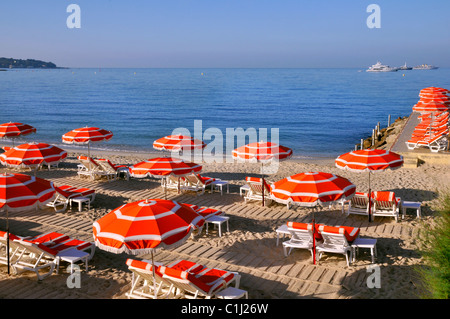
xmin=405 ymin=111 xmax=449 ymax=152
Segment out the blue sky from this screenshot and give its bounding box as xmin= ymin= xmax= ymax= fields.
xmin=1 ymin=0 xmax=449 ymax=68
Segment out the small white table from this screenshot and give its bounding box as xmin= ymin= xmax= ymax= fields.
xmin=205 ymin=215 xmax=229 ymax=237
xmin=70 ymin=197 xmax=90 ymax=212
xmin=351 ymin=238 xmax=377 ymax=264
xmin=402 ymin=201 xmax=421 ymax=219
xmin=58 ymin=248 xmax=90 ymax=274
xmin=240 ymin=184 xmax=250 ymax=197
xmin=275 ymin=224 xmax=291 ymax=246
xmin=215 ymin=286 xmax=248 ymax=299
xmin=211 ymin=180 xmax=229 ymax=195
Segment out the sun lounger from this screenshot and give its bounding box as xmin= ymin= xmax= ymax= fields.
xmin=24 ymin=231 xmax=95 ymax=260
xmin=243 ymin=176 xmax=272 ymax=206
xmin=347 ymin=192 xmax=372 ymax=217
xmin=125 ymin=258 xmax=206 ymax=299
xmin=316 ymin=225 xmax=360 ymax=267
xmin=160 ymin=263 xmax=241 ymax=299
xmin=406 ymin=128 xmax=449 ymax=152
xmin=46 ymin=185 xmax=96 ymax=212
xmin=96 ymin=158 xmax=130 ymax=180
xmin=371 ymin=191 xmax=401 ymax=222
xmin=77 ymin=156 xmax=116 ymax=181
xmin=7 ymin=240 xmax=58 ymax=280
xmin=282 ymin=222 xmax=316 ymax=260
xmin=183 ymin=174 xmax=220 ymax=195
xmin=161 ymin=175 xmax=188 ymax=192
xmin=3 ymin=231 xmax=95 ymax=280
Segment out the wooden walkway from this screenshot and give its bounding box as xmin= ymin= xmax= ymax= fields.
xmin=0 ymin=167 xmax=424 ymax=299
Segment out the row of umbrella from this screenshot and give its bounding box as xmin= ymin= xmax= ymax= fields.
xmin=1 ymin=123 xmax=404 ymax=272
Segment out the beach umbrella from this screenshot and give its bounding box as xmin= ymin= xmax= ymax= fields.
xmin=335 ymin=149 xmax=403 ymax=222
xmin=232 ymin=141 xmax=293 ymax=206
xmin=92 ymin=198 xmax=204 ymax=298
xmin=0 ymin=122 xmax=36 ymax=147
xmin=412 ymin=100 xmax=450 ymax=113
xmin=270 ymin=172 xmax=356 ymax=264
xmin=0 ymin=173 xmax=56 ymax=274
xmin=153 ymin=134 xmax=206 ymax=154
xmin=62 ymin=126 xmax=113 ymax=158
xmin=0 ymin=142 xmax=67 ymax=173
xmin=129 ymin=157 xmax=202 ymax=199
xmin=419 ymin=87 xmax=449 ymax=97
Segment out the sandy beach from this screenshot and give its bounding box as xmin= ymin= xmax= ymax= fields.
xmin=1 ymin=144 xmax=449 ymax=300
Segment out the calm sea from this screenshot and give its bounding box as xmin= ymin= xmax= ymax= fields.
xmin=1 ymin=68 xmax=449 ymax=159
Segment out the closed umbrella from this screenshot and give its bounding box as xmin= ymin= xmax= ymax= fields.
xmin=0 ymin=173 xmax=56 ymax=274
xmin=271 ymin=171 xmax=356 ymax=264
xmin=0 ymin=122 xmax=36 ymax=147
xmin=62 ymin=126 xmax=113 ymax=158
xmin=0 ymin=142 xmax=67 ymax=172
xmin=129 ymin=157 xmax=202 ymax=199
xmin=335 ymin=149 xmax=404 ymax=222
xmin=232 ymin=141 xmax=293 ymax=206
xmin=92 ymin=198 xmax=204 ymax=298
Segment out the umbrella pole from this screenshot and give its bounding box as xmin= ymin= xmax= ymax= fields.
xmin=368 ymin=171 xmax=372 ymax=222
xmin=261 ymin=164 xmax=265 ymax=207
xmin=312 ymin=210 xmax=316 ymax=265
xmin=151 ymin=250 xmax=157 ymax=299
xmin=6 ymin=208 xmax=10 ymax=275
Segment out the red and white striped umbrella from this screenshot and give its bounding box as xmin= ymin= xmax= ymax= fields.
xmin=271 ymin=172 xmax=355 ymax=264
xmin=129 ymin=157 xmax=202 ymax=178
xmin=153 ymin=135 xmax=206 ymax=152
xmin=129 ymin=157 xmax=202 ymax=198
xmin=0 ymin=173 xmax=56 ymax=274
xmin=335 ymin=149 xmax=404 ymax=172
xmin=0 ymin=122 xmax=36 ymax=146
xmin=62 ymin=126 xmax=113 ymax=158
xmin=271 ymin=172 xmax=356 ymax=208
xmin=232 ymin=141 xmax=292 ymax=206
xmin=413 ymin=100 xmax=450 ymax=113
xmin=232 ymin=141 xmax=293 ymax=163
xmin=335 ymin=149 xmax=403 ymax=222
xmin=92 ymin=199 xmax=204 ymax=255
xmin=419 ymin=87 xmax=449 ymax=97
xmin=0 ymin=142 xmax=67 ymax=170
xmin=0 ymin=173 xmax=56 ymax=213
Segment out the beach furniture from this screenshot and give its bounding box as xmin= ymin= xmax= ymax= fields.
xmin=371 ymin=191 xmax=401 ymax=222
xmin=243 ymin=176 xmax=273 ymax=206
xmin=347 ymin=192 xmax=372 ymax=218
xmin=7 ymin=233 xmax=94 ymax=280
xmin=159 ymin=263 xmax=241 ymax=299
xmin=125 ymin=258 xmax=206 ymax=299
xmin=96 ymin=158 xmax=130 ymax=180
xmin=46 ymin=185 xmax=96 ymax=213
xmin=77 ymin=156 xmax=116 ymax=181
xmin=351 ymin=238 xmax=377 ymax=264
xmin=282 ymin=222 xmax=317 ymax=261
xmin=162 ymin=175 xmax=188 ymax=192
xmin=406 ymin=129 xmax=448 ymax=153
xmin=316 ymin=225 xmax=360 ymax=267
xmin=183 ymin=173 xmax=218 ymax=195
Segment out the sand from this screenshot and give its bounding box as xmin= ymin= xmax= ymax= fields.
xmin=0 ymin=147 xmax=449 ymax=300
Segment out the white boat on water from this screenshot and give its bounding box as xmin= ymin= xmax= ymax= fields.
xmin=413 ymin=64 xmax=439 ymax=70
xmin=398 ymin=62 xmax=412 ymax=70
xmin=366 ymin=61 xmax=398 ymax=72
